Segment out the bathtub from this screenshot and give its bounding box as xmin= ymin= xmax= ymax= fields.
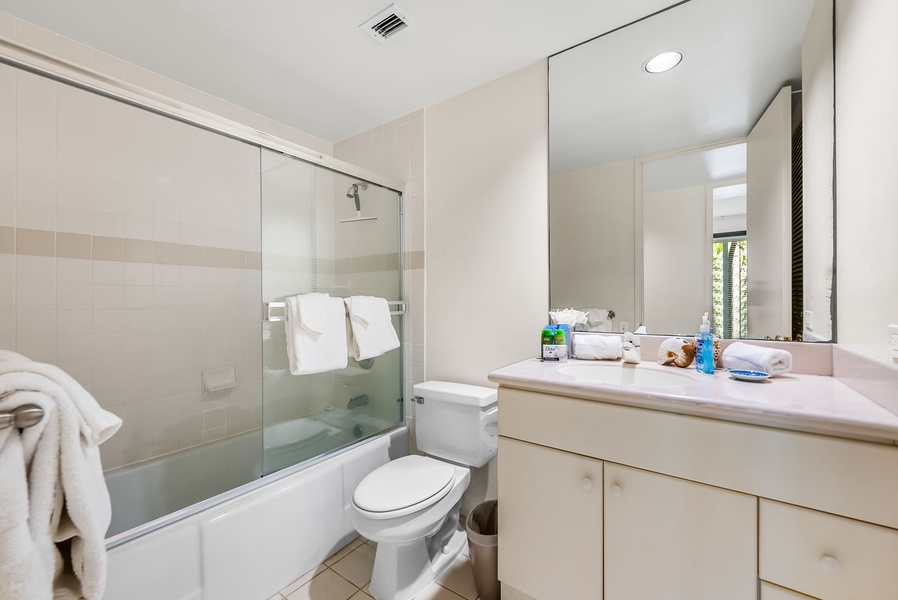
xmin=103 ymin=423 xmax=408 ymax=600
xmin=105 ymin=407 xmax=395 ymax=538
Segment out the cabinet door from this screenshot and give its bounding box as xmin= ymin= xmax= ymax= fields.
xmin=761 ymin=581 xmax=819 ymax=600
xmin=498 ymin=437 xmax=603 ymax=600
xmin=604 ymin=463 xmax=757 ymax=600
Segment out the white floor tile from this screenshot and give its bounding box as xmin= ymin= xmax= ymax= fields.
xmin=331 ymin=543 xmax=376 ymax=588
xmin=285 ymin=569 xmax=358 ymax=600
xmin=412 ymin=582 xmax=468 ymax=600
xmin=434 ymin=555 xmax=479 ymax=600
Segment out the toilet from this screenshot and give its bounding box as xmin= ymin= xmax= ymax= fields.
xmin=352 ymin=381 xmax=499 ymax=600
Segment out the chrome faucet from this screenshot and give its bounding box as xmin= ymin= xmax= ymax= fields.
xmin=622 ymin=331 xmax=641 ymax=364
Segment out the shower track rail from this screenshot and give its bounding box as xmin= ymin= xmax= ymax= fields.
xmin=263 ymin=300 xmax=407 ymax=322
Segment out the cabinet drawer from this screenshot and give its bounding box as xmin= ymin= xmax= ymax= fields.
xmin=760 ymin=581 xmax=818 ymax=600
xmin=760 ymin=500 xmax=898 ymax=600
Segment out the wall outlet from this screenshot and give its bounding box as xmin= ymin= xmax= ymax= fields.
xmin=804 ymin=310 xmax=813 ymax=331
xmin=620 ymin=321 xmax=629 ymax=333
xmin=889 ymin=325 xmax=898 ymax=359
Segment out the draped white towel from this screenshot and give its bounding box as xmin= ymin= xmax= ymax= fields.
xmin=572 ymin=334 xmax=623 ymax=360
xmin=284 ymin=293 xmax=349 ymax=375
xmin=343 ymin=296 xmax=401 ymax=361
xmin=721 ymin=341 xmax=793 ymax=376
xmin=0 ymin=352 xmax=122 ymax=600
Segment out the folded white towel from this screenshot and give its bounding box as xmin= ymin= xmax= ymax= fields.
xmin=0 ymin=353 xmax=122 ymax=600
xmin=721 ymin=341 xmax=793 ymax=375
xmin=572 ymin=334 xmax=622 ymax=360
xmin=343 ymin=296 xmax=401 ymax=361
xmin=285 ymin=293 xmax=349 ymax=375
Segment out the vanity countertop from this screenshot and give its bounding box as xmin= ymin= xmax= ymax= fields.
xmin=488 ymin=358 xmax=898 ymax=444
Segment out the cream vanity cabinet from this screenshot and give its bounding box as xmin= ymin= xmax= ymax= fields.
xmin=496 ymin=387 xmax=898 ymax=600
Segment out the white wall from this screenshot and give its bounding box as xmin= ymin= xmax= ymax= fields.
xmin=425 ymin=61 xmax=549 ymax=512
xmin=425 ymin=62 xmax=549 ymax=385
xmin=549 ymin=159 xmax=636 ymax=328
xmin=802 ymin=0 xmax=835 ymax=342
xmin=835 ymin=0 xmax=898 ymax=361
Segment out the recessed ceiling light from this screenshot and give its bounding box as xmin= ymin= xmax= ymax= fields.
xmin=644 ymin=51 xmax=683 ymax=74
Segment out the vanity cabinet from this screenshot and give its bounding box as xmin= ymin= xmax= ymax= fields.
xmin=498 ymin=437 xmax=602 ymax=599
xmin=496 ymin=387 xmax=898 ymax=600
xmin=603 ymin=463 xmax=756 ymax=600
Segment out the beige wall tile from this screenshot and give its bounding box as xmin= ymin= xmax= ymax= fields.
xmin=124 ymin=238 xmax=153 ymax=263
xmin=204 ymin=247 xmax=229 ymax=268
xmin=179 ymin=244 xmax=204 ymax=267
xmin=16 ymin=227 xmax=55 ymax=257
xmin=56 ymin=232 xmax=91 ymax=259
xmin=92 ymin=236 xmax=124 ymax=261
xmin=0 ymin=225 xmax=13 ymax=254
xmin=154 ymin=241 xmax=180 ymax=265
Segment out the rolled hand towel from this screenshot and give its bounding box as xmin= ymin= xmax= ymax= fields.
xmin=721 ymin=341 xmax=792 ymax=375
xmin=657 ymin=337 xmax=696 ymax=368
xmin=572 ymin=334 xmax=622 ymax=360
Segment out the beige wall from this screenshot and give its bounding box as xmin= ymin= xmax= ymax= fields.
xmin=550 ymin=159 xmax=637 ymax=329
xmin=835 ymin=0 xmax=898 ymax=361
xmin=425 ymin=61 xmax=549 ymax=512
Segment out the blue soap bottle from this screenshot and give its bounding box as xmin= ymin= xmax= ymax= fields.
xmin=695 ymin=312 xmax=715 ymax=375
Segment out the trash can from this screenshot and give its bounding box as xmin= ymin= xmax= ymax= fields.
xmin=465 ymin=500 xmax=500 ymax=600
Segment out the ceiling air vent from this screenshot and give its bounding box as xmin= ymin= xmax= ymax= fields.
xmin=360 ymin=4 xmax=418 ymax=44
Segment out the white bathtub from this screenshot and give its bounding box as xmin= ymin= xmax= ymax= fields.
xmin=105 ymin=408 xmax=395 ymax=538
xmin=104 ymin=425 xmax=408 ymax=600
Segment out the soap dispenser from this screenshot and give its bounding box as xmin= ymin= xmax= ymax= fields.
xmin=695 ymin=313 xmax=715 ymax=375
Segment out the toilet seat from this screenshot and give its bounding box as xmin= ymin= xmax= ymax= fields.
xmin=353 ymin=455 xmax=456 ymax=518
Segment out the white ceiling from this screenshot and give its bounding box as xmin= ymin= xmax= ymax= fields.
xmin=0 ymin=0 xmax=680 ymax=143
xmin=550 ymin=0 xmax=815 ymax=174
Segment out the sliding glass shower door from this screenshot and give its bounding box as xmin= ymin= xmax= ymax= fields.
xmin=260 ymin=149 xmax=403 ymax=476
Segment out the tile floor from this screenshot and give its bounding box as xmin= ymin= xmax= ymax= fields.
xmin=267 ymin=536 xmax=481 ymax=600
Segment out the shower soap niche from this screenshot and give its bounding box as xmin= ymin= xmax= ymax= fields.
xmin=202 ymin=366 xmax=237 ymax=392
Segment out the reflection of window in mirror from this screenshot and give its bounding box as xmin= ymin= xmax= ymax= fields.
xmin=711 ymin=182 xmax=748 ymax=338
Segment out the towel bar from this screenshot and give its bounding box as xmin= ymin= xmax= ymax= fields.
xmin=0 ymin=404 xmax=44 ymax=430
xmin=263 ymin=299 xmax=407 ymax=322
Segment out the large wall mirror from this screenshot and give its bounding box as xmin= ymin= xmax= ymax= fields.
xmin=549 ymin=0 xmax=834 ymax=342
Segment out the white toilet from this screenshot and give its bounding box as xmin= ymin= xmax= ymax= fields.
xmin=352 ymin=381 xmax=499 ymax=600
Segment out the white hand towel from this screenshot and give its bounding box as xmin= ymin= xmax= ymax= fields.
xmin=572 ymin=334 xmax=622 ymax=360
xmin=284 ymin=293 xmax=349 ymax=375
xmin=344 ymin=296 xmax=401 ymax=361
xmin=0 ymin=353 xmax=122 ymax=600
xmin=721 ymin=341 xmax=793 ymax=375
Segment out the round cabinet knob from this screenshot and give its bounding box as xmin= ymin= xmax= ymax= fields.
xmin=581 ymin=477 xmax=593 ymax=490
xmin=608 ymin=484 xmax=623 ymax=498
xmin=820 ymin=555 xmax=840 ymax=573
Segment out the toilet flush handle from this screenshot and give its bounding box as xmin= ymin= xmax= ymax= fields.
xmin=480 ymin=406 xmax=499 ymax=448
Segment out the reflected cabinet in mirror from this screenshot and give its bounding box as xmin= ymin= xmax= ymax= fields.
xmin=549 ymin=0 xmax=834 ymax=341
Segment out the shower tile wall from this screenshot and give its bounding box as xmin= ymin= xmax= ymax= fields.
xmin=333 ymin=110 xmax=425 ymax=404
xmin=0 ymin=63 xmax=264 ymax=470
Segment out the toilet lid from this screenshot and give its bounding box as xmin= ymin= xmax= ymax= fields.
xmin=353 ymin=455 xmax=456 ymax=513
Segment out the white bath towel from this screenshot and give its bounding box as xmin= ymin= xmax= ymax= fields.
xmin=284 ymin=293 xmax=349 ymax=375
xmin=572 ymin=334 xmax=623 ymax=360
xmin=343 ymin=296 xmax=401 ymax=361
xmin=0 ymin=353 xmax=122 ymax=600
xmin=721 ymin=341 xmax=793 ymax=376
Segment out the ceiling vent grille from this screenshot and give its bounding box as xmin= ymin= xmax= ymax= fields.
xmin=360 ymin=4 xmax=418 ymax=44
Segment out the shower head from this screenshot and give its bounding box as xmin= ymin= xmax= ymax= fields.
xmin=346 ymin=182 xmax=369 ymax=212
xmin=342 ymin=182 xmax=376 ymax=222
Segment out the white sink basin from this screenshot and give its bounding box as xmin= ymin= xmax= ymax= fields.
xmin=558 ymin=363 xmax=694 ymax=387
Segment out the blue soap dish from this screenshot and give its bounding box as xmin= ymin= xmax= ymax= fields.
xmin=728 ymin=369 xmax=770 ymax=382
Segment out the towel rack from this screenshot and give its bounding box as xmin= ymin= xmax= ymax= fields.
xmin=263 ymin=300 xmax=407 ymax=322
xmin=0 ymin=404 xmax=44 ymax=430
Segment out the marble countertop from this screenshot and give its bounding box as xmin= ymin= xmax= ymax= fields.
xmin=488 ymin=358 xmax=898 ymax=443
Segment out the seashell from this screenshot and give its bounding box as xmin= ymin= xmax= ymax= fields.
xmin=657 ymin=337 xmax=696 ymax=368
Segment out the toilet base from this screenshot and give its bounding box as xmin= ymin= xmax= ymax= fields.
xmin=368 ymin=500 xmax=467 ymax=600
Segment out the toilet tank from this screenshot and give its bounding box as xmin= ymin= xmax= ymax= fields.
xmin=413 ymin=381 xmax=498 ymax=468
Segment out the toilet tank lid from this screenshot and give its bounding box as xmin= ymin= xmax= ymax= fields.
xmin=413 ymin=381 xmax=497 ymax=407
